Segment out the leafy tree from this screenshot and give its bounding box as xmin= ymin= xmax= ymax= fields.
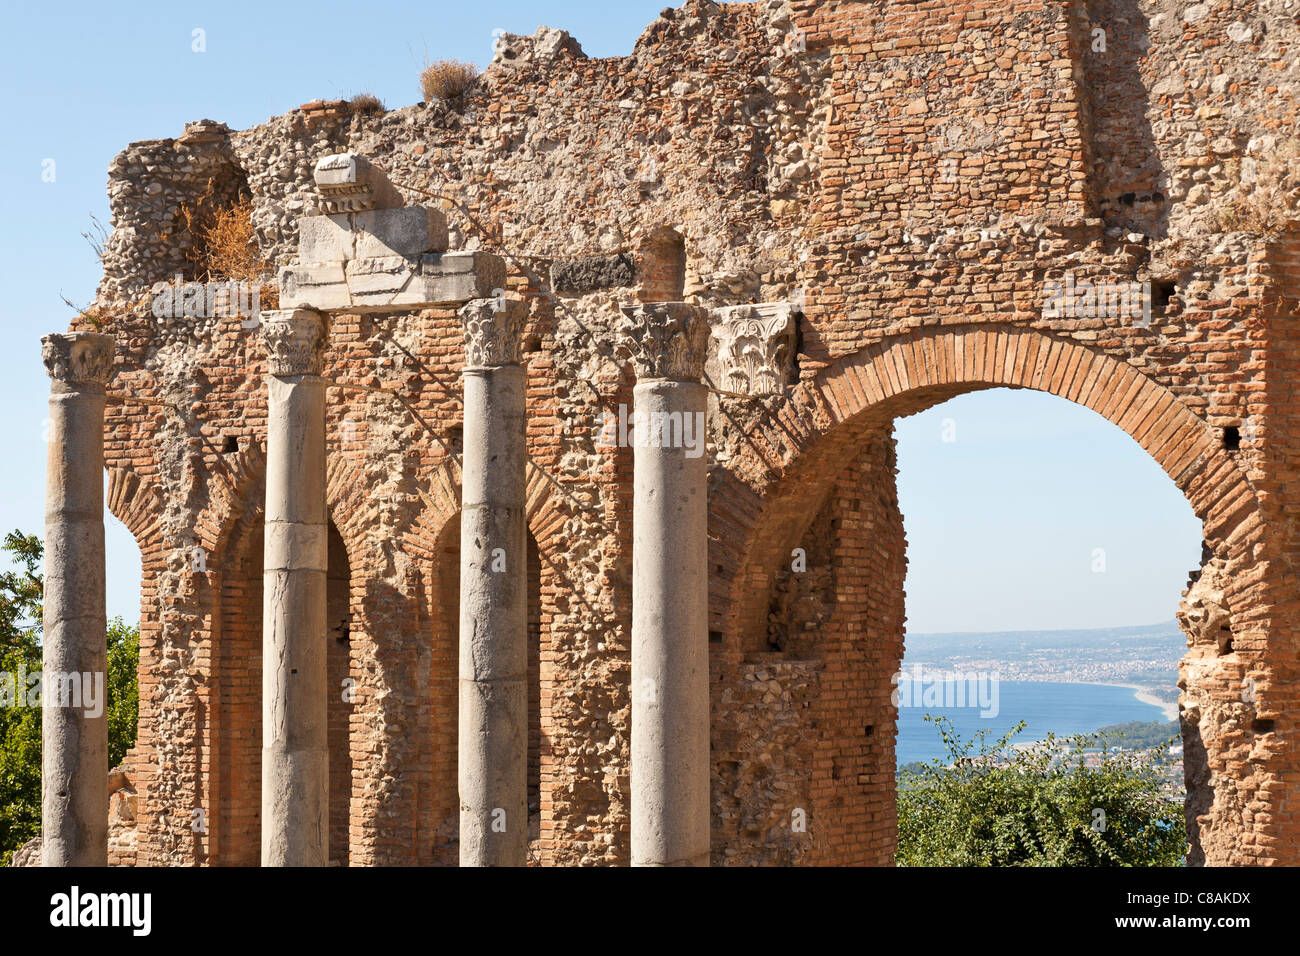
xmin=0 ymin=532 xmax=44 ymax=864
xmin=106 ymin=618 xmax=139 ymax=769
xmin=1093 ymin=720 xmax=1180 ymax=752
xmin=0 ymin=531 xmax=139 ymax=865
xmin=897 ymin=715 xmax=1185 ymax=866
xmin=0 ymin=531 xmax=42 ymax=651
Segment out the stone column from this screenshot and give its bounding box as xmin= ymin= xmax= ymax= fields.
xmin=616 ymin=303 xmax=711 ymax=867
xmin=40 ymin=331 xmax=114 ymax=868
xmin=260 ymin=309 xmax=330 ymax=867
xmin=457 ymin=298 xmax=528 ymax=867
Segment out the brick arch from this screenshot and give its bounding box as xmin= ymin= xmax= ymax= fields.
xmin=105 ymin=466 xmax=166 ymax=562
xmin=188 ymin=445 xmax=376 ymax=866
xmin=324 ymin=454 xmax=381 ymax=576
xmin=409 ymin=455 xmax=575 ymax=567
xmin=715 ymin=323 xmax=1260 ymax=639
xmin=198 ymin=442 xmax=267 ymax=566
xmin=412 ymin=455 xmax=572 ymax=865
xmin=102 ymin=465 xmax=168 ymax=815
xmin=810 ymin=326 xmax=1242 ymax=524
xmin=709 ymin=323 xmax=1268 ymax=865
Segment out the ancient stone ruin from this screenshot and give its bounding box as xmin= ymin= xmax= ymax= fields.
xmin=34 ymin=0 xmax=1300 ymax=865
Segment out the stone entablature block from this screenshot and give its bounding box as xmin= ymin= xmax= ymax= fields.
xmin=709 ymin=303 xmax=799 ymax=397
xmin=313 ymin=152 xmax=405 ymax=213
xmin=279 ymin=251 xmax=506 ymax=314
xmin=284 ymin=153 xmax=502 ymax=314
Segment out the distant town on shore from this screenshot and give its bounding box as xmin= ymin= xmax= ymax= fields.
xmin=904 ymin=620 xmax=1183 ymax=707
xmin=900 ymin=621 xmax=1185 ymax=794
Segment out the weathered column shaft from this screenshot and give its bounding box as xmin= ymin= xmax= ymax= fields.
xmin=41 ymin=332 xmax=114 ymax=868
xmin=618 ymin=304 xmax=711 ymax=867
xmin=458 ymin=298 xmax=528 ymax=867
xmin=260 ymin=309 xmax=330 ymax=867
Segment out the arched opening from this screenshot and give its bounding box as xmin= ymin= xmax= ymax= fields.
xmin=213 ymin=514 xmax=353 ymax=865
xmin=214 ymin=513 xmax=262 ymax=867
xmin=711 ymin=326 xmax=1261 ymax=866
xmin=714 ymin=432 xmax=904 ymax=865
xmin=103 ymin=503 xmax=145 ymax=867
xmin=890 ymin=388 xmax=1200 ymax=863
xmin=527 ymin=535 xmax=544 ymax=851
xmin=639 ymin=226 xmax=686 ymax=302
xmin=430 ymin=514 xmax=546 ymax=865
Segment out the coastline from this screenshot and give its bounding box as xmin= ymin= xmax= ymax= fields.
xmin=898 ymin=669 xmax=1181 ymax=722
xmin=894 ymin=678 xmax=1181 ymax=765
xmin=1079 ymin=681 xmax=1178 ymax=721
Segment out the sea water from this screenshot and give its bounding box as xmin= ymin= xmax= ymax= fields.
xmin=895 ymin=680 xmax=1168 ymax=766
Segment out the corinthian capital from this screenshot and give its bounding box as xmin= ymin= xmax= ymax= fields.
xmin=616 ymin=303 xmax=709 ymax=382
xmin=261 ymin=309 xmax=329 ymax=377
xmin=460 ymin=297 xmax=527 ymax=368
xmin=42 ymin=332 xmax=115 ymax=390
xmin=711 ymin=303 xmax=798 ymax=397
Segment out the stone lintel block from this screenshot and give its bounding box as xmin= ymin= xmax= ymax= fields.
xmin=298 ymin=206 xmax=449 ymax=262
xmin=279 ymin=252 xmax=506 ymax=314
xmin=277 ymin=263 xmax=350 ymax=312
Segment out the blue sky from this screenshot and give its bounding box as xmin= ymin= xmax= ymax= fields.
xmin=896 ymin=389 xmax=1201 ymax=633
xmin=0 ymin=1 xmax=1203 ymax=632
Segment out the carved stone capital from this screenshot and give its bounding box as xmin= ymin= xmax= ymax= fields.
xmin=460 ymin=297 xmax=527 ymax=368
xmin=42 ymin=332 xmax=115 ymax=390
xmin=261 ymin=309 xmax=328 ymax=377
xmin=616 ymin=303 xmax=709 ymax=382
xmin=314 ymin=153 xmax=405 ymax=214
xmin=711 ymin=302 xmax=799 ymax=397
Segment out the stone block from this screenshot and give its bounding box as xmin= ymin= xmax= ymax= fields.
xmin=550 ymin=253 xmax=635 ymax=292
xmin=278 ymin=261 xmax=350 ymax=312
xmin=279 ymin=252 xmax=505 ymax=313
xmin=313 ymin=152 xmax=405 ymax=212
xmin=299 ymin=207 xmax=449 ymax=262
xmin=355 ymin=208 xmax=450 ymax=259
xmin=297 ymin=216 xmax=353 ymax=263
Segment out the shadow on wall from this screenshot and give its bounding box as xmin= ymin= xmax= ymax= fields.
xmin=1077 ymin=0 xmax=1166 ymax=237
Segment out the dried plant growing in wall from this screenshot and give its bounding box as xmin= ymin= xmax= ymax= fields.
xmin=59 ymin=295 xmax=112 ymax=332
xmin=420 ymin=59 xmax=478 ymax=105
xmin=81 ymin=212 xmax=111 ymax=264
xmin=178 ymin=179 xmax=279 ymax=308
xmin=60 ymin=212 xmax=115 ymax=330
xmin=1219 ymin=137 xmax=1300 ymax=237
xmin=347 ymin=91 xmax=385 ymax=116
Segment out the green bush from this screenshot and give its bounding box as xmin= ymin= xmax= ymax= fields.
xmin=0 ymin=531 xmax=139 ymax=865
xmin=898 ymin=715 xmax=1184 ymax=866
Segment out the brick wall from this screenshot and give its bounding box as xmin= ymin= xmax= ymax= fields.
xmin=85 ymin=0 xmax=1300 ymax=865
